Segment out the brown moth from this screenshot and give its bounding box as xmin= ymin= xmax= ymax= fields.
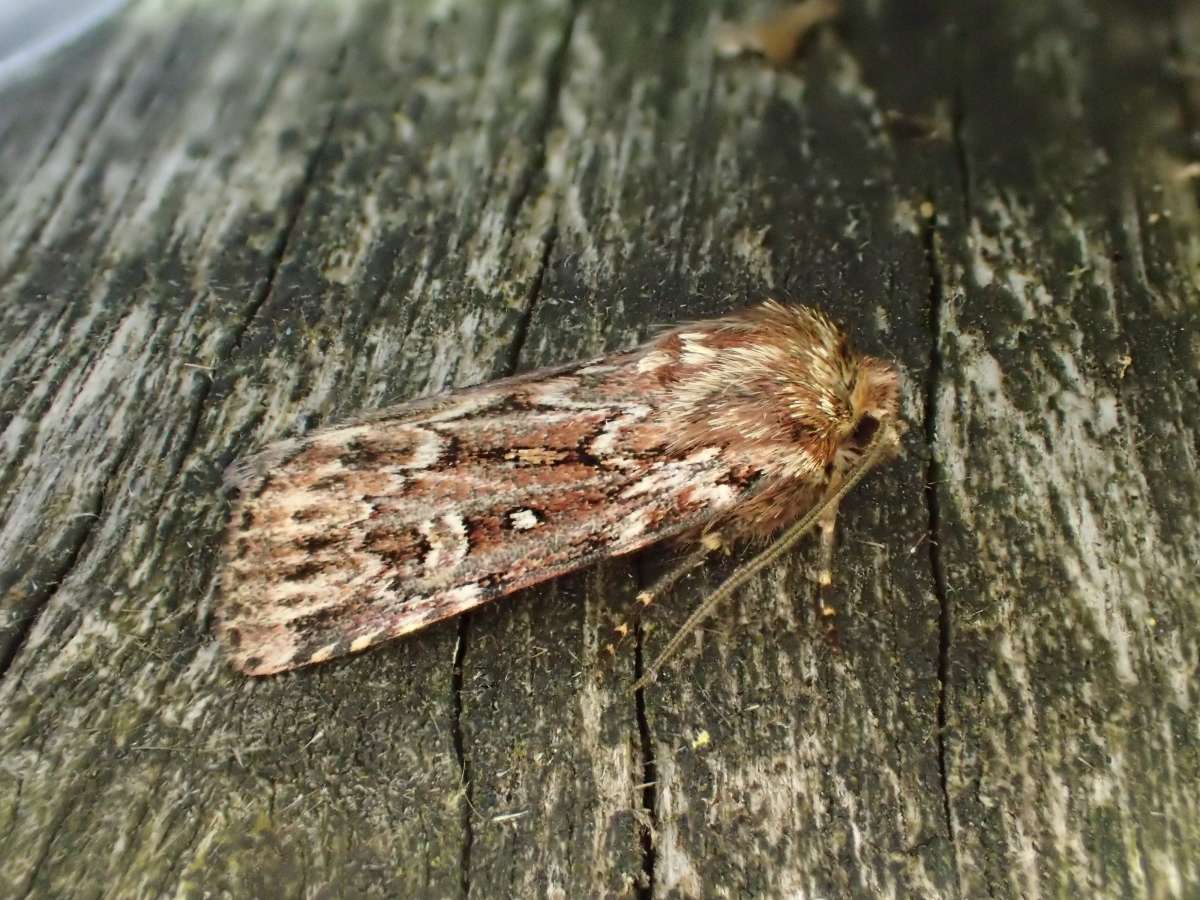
xmin=217 ymin=301 xmax=903 ymax=682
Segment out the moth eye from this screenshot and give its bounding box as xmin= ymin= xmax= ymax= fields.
xmin=849 ymin=414 xmax=879 ymax=448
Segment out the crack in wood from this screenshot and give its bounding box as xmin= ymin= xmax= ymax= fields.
xmin=633 ymin=621 xmax=658 ymax=900
xmin=920 ymin=80 xmax=976 ymax=891
xmin=922 ymin=203 xmax=957 ymax=866
xmin=500 ymin=1 xmax=578 ymax=378
xmin=504 ymin=0 xmax=580 ymax=228
xmin=506 ymin=221 xmax=560 ymax=377
xmin=0 ymin=51 xmax=143 ymax=454
xmin=152 ymin=44 xmax=347 ymax=513
xmin=0 ymin=433 xmax=133 ymax=680
xmin=451 ymin=617 xmax=473 ymax=900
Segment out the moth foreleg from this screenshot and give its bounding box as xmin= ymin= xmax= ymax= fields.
xmin=816 ymin=498 xmax=840 ymax=588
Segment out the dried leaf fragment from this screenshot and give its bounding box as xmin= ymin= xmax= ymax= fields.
xmin=714 ymin=0 xmax=842 ymax=65
xmin=1172 ymin=161 xmax=1200 ymax=181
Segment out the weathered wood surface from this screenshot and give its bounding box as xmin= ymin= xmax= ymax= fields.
xmin=1 ymin=0 xmax=1197 ymax=897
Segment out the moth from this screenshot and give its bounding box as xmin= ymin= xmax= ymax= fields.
xmin=217 ymin=301 xmax=903 ymax=685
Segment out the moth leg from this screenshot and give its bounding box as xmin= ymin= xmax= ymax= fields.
xmin=605 ymin=533 xmax=722 ymax=656
xmin=639 ymin=532 xmax=725 ymax=610
xmin=816 ymin=498 xmax=840 ymax=588
xmin=811 ymin=496 xmax=844 ymax=636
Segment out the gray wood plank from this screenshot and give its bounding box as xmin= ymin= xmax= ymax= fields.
xmin=926 ymin=2 xmax=1200 ymax=896
xmin=0 ymin=0 xmax=1196 ymax=897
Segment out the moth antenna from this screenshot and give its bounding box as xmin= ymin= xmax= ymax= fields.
xmin=604 ymin=535 xmax=723 ymax=658
xmin=630 ymin=418 xmax=902 ymax=693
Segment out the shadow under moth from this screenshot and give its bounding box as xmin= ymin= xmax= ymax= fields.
xmin=218 ymin=301 xmax=903 ymax=687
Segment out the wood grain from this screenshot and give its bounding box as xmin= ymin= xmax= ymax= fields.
xmin=0 ymin=0 xmax=1196 ymax=897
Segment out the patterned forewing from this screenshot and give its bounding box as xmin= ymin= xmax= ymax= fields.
xmin=218 ymin=354 xmax=756 ymax=675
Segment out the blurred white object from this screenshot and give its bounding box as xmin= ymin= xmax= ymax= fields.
xmin=0 ymin=0 xmax=127 ymax=86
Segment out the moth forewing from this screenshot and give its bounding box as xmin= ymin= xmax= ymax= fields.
xmin=217 ymin=301 xmax=902 ymax=679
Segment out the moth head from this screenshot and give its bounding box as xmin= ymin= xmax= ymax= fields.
xmin=831 ymin=354 xmax=904 ymax=474
xmin=735 ymin=303 xmax=904 ymax=475
xmin=660 ymin=301 xmax=905 ymax=479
